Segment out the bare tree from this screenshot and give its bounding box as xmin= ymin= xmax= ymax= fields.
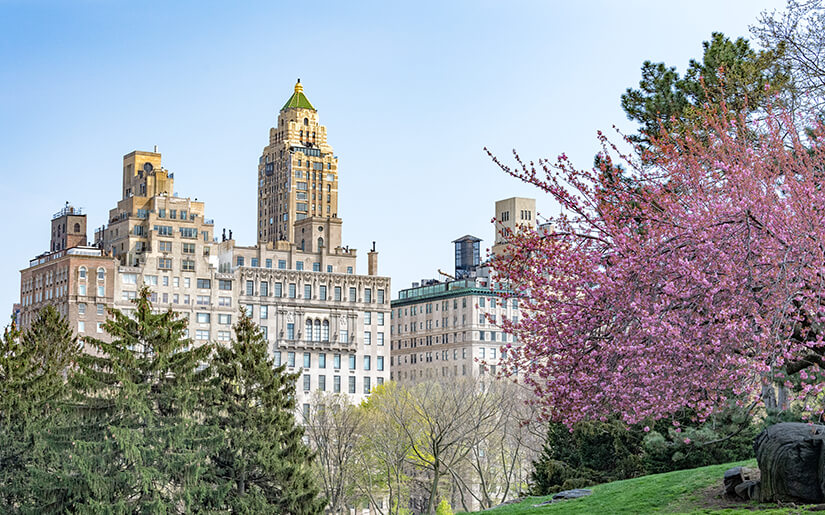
xmin=303 ymin=392 xmax=364 ymax=514
xmin=383 ymin=377 xmax=503 ymax=515
xmin=752 ymin=0 xmax=825 ymax=112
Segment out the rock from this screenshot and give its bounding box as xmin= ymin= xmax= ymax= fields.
xmin=551 ymin=488 xmax=592 ymax=500
xmin=734 ymin=479 xmax=760 ymax=500
xmin=724 ymin=467 xmax=744 ymax=495
xmin=754 ymin=422 xmax=825 ymax=502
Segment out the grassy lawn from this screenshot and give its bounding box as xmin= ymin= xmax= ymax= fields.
xmin=472 ymin=459 xmax=819 ymax=514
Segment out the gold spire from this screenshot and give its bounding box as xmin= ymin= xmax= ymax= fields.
xmin=294 ymin=78 xmax=303 ymax=94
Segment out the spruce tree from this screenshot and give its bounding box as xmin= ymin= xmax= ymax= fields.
xmin=34 ymin=287 xmax=214 ymax=512
xmin=0 ymin=306 xmax=79 ymax=511
xmin=203 ymin=309 xmax=324 ymax=514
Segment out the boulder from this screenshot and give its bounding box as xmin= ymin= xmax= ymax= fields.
xmin=723 ymin=467 xmax=744 ymax=496
xmin=754 ymin=422 xmax=825 ymax=502
xmin=734 ymin=479 xmax=760 ymax=500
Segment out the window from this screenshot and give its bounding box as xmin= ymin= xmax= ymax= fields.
xmin=122 ymin=273 xmax=136 ymax=284
xmin=296 ymin=261 xmax=304 ymax=271
xmin=79 ymin=284 xmax=87 ymax=296
xmin=314 ymin=320 xmax=321 ymax=341
xmin=319 ymin=353 xmax=327 ymax=368
xmin=333 ymin=353 xmax=341 ymax=369
xmin=278 ymin=259 xmax=286 ymax=269
xmin=159 ymin=241 xmax=172 ymax=252
xmin=318 ymin=375 xmax=326 ymax=391
xmin=365 ymin=288 xmax=372 ymax=303
xmin=274 ymin=282 xmax=283 ymax=297
xmin=364 ymin=331 xmax=372 ymax=345
xmin=265 ymin=259 xmax=272 ymax=268
xmin=196 ymin=329 xmax=210 ymax=340
xmin=260 ymin=281 xmax=268 ymax=296
xmin=96 ymin=322 xmax=103 ymax=333
xmin=181 ymin=259 xmax=195 ymax=271
xmin=306 ymin=320 xmax=313 ymax=341
xmin=364 ymin=356 xmax=371 ymax=370
xmin=217 ymin=331 xmax=231 ymax=342
xmin=236 ymin=256 xmax=244 ymax=267
xmin=479 ymin=297 xmax=486 ymax=308
xmin=218 ymin=280 xmax=232 ymax=290
xmin=158 ymin=258 xmax=172 ymax=269
xmin=218 ymin=296 xmax=231 ymax=307
xmin=273 ymin=351 xmax=282 ymax=366
xmin=365 ymin=312 xmax=372 ymax=325
xmin=197 ymin=278 xmax=211 ymax=289
xmin=260 ymin=305 xmax=268 ymax=319
xmin=349 ymin=287 xmax=356 ymax=302
xmin=183 ymin=243 xmax=196 ymax=254
xmin=378 ymin=313 xmax=384 ymax=325
xmin=78 ymin=303 xmax=86 ymax=315
xmin=97 ymin=285 xmax=105 ymax=296
xmin=287 ymin=323 xmax=295 ymax=340
xmin=251 ymin=258 xmax=259 ymax=268
xmin=289 ymin=283 xmax=296 ymax=298
xmin=180 ymin=210 xmax=187 ymax=220
xmin=378 ymin=289 xmax=385 ymax=304
xmin=339 ymin=329 xmax=348 ymax=343
xmin=349 ymin=354 xmax=356 ymax=370
xmin=303 ymin=374 xmax=311 ymax=391
xmin=180 ymin=227 xmax=198 ymax=239
xmin=197 ymin=312 xmax=210 ymax=324
xmin=154 ymin=225 xmax=173 ymax=236
xmin=246 ymin=281 xmax=254 ymax=296
xmin=97 ymin=268 xmax=105 ymax=281
xmin=304 ymin=352 xmax=311 ymax=368
xmin=196 ymin=295 xmax=209 ymax=305
xmin=287 ymin=352 xmax=295 ymax=367
xmin=122 ymin=290 xmax=136 ymax=300
xmin=304 ymin=284 xmax=312 ymax=299
xmin=377 ymin=332 xmax=385 ymax=346
xmin=319 ymin=285 xmax=327 ymax=300
xmin=218 ymin=314 xmax=231 ymax=325
xmin=327 ymin=265 xmax=333 ymax=273
xmin=377 ymin=356 xmax=384 ymax=371
xmin=334 ymin=375 xmax=341 ymax=393
xmin=312 ymin=262 xmax=321 ymax=272
xmin=78 ymin=321 xmax=85 ymax=333
xmin=363 ymin=377 xmax=371 ymax=394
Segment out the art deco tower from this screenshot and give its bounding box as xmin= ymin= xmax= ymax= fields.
xmin=257 ymin=80 xmax=339 ymax=245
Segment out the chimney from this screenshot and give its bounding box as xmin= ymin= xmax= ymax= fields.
xmin=153 ymin=145 xmax=158 ymax=153
xmin=367 ymin=241 xmax=378 ymax=276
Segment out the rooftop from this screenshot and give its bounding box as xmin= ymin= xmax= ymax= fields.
xmin=281 ymin=79 xmax=315 ymax=111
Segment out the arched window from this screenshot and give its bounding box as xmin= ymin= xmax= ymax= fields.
xmin=73 ymin=222 xmax=80 ymax=233
xmin=318 ymin=237 xmax=324 ymax=249
xmin=78 ymin=266 xmax=87 ymax=280
xmin=303 ymin=117 xmax=308 ymax=125
xmin=314 ymin=320 xmax=321 ymax=342
xmin=97 ymin=267 xmax=105 ymax=281
xmin=322 ymin=320 xmax=330 ymax=341
xmin=305 ymin=320 xmax=313 ymax=342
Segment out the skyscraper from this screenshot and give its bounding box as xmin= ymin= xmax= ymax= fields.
xmin=257 ymin=80 xmax=339 ymax=245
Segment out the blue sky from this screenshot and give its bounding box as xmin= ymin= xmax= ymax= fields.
xmin=0 ymin=0 xmax=785 ymax=317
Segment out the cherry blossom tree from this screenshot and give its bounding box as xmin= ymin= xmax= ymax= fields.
xmin=488 ymin=102 xmax=825 ymax=427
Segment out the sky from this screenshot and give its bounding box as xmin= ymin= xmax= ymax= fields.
xmin=0 ymin=0 xmax=787 ymax=317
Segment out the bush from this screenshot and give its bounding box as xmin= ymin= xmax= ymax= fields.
xmin=435 ymin=498 xmax=453 ymax=515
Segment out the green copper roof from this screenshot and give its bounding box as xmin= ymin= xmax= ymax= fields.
xmin=282 ymin=79 xmax=315 ymax=111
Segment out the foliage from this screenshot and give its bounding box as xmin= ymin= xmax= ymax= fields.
xmin=32 ymin=286 xmax=214 ymax=512
xmin=0 ymin=307 xmax=79 ymax=510
xmin=489 ymin=98 xmax=825 ymax=427
xmin=203 ymin=309 xmax=324 ymax=513
xmin=621 ymin=32 xmax=789 ymax=147
xmin=435 ymin=498 xmax=454 ymax=515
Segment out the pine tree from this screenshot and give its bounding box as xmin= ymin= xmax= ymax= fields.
xmin=203 ymin=309 xmax=324 ymax=514
xmin=33 ymin=286 xmax=214 ymax=512
xmin=0 ymin=306 xmax=79 ymax=511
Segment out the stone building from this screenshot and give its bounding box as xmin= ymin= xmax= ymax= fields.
xmin=18 ymin=81 xmax=390 ymax=409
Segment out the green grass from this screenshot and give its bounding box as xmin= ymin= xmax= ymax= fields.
xmin=472 ymin=459 xmax=819 ymax=514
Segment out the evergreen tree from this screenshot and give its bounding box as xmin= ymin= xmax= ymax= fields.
xmin=203 ymin=309 xmax=324 ymax=514
xmin=0 ymin=306 xmax=79 ymax=511
xmin=33 ymin=287 xmax=214 ymax=513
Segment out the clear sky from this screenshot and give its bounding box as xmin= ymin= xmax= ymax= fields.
xmin=0 ymin=0 xmax=786 ymax=317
